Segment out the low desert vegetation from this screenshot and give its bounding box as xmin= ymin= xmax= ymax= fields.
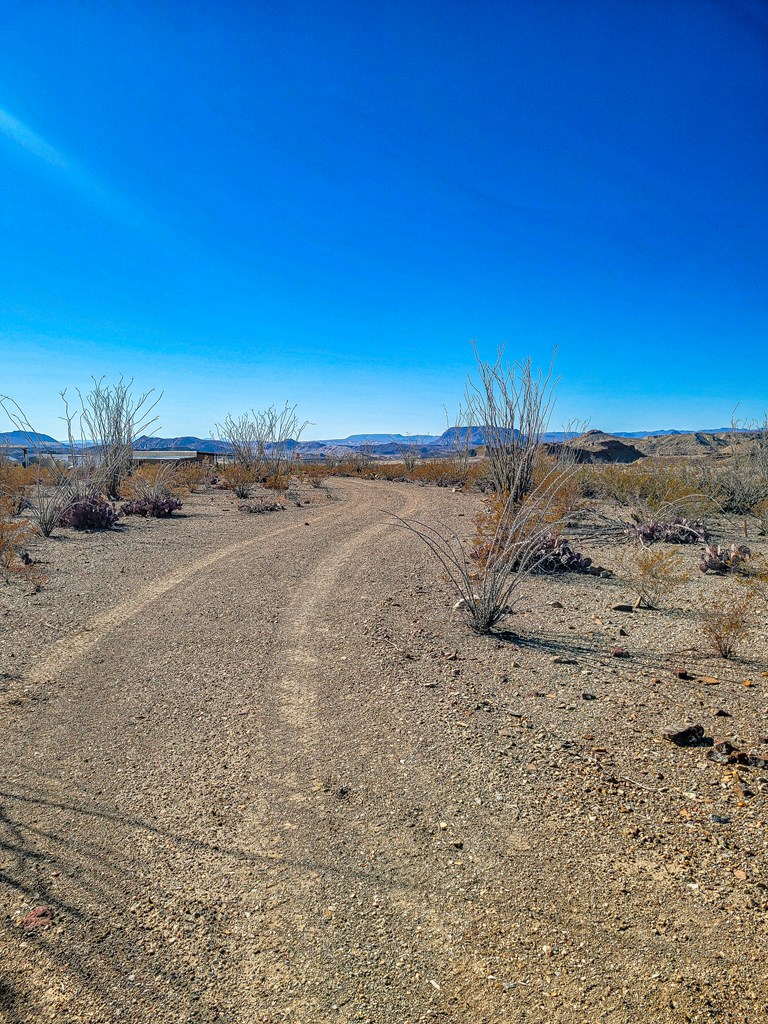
xmin=0 ymin=518 xmax=45 ymax=590
xmin=617 ymin=546 xmax=688 ymax=610
xmin=465 ymin=344 xmax=558 ymax=502
xmin=214 ymin=402 xmax=309 ymax=481
xmin=697 ymin=585 xmax=755 ymax=659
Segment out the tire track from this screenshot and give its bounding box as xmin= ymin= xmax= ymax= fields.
xmin=24 ymin=504 xmax=343 ymax=687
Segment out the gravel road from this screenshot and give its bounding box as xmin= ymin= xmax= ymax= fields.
xmin=2 ymin=478 xmax=767 ymax=1023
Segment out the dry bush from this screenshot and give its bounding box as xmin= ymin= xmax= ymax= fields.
xmin=705 ymin=460 xmax=768 ymax=515
xmin=214 ymin=403 xmax=309 ymax=480
xmin=298 ymin=464 xmax=328 ymax=488
xmin=697 ymin=586 xmax=754 ymax=659
xmin=470 ymin=491 xmax=591 ymax=574
xmin=168 ymin=461 xmax=208 ymax=494
xmin=410 ymin=459 xmax=466 ymax=487
xmin=465 ymin=345 xmax=558 ymax=502
xmin=222 ymin=463 xmax=258 ymax=498
xmin=264 ymin=474 xmax=290 ymax=493
xmin=0 ymin=519 xmax=46 ymax=590
xmin=0 ymin=463 xmax=38 ymax=516
xmin=120 ymin=464 xmax=174 ymax=501
xmin=617 ymin=547 xmax=688 ymax=609
xmin=408 ymin=459 xmax=488 ymax=489
xmin=71 ymin=377 xmax=162 ymax=499
xmin=532 ymin=453 xmax=584 ymax=522
xmin=392 ymin=463 xmax=577 ymax=634
xmin=586 ymin=459 xmax=704 ymax=510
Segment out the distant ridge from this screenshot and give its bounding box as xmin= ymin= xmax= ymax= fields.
xmin=0 ymin=430 xmax=60 ymax=447
xmin=2 ymin=427 xmax=759 ymax=463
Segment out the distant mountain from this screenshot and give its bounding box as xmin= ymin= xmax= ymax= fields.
xmin=611 ymin=428 xmax=735 ymax=438
xmin=322 ymin=433 xmax=439 ymax=446
xmin=133 ymin=435 xmax=231 ymax=454
xmin=429 ymin=426 xmax=493 ymax=448
xmin=0 ymin=430 xmax=60 ymax=447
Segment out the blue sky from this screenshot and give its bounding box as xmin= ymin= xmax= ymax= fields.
xmin=1 ymin=0 xmax=766 ymax=439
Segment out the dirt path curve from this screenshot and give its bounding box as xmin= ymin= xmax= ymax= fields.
xmin=2 ymin=478 xmax=472 ymax=1023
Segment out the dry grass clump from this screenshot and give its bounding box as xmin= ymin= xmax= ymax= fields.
xmin=222 ymin=463 xmax=258 ymax=498
xmin=0 ymin=463 xmax=38 ymax=516
xmin=617 ymin=547 xmax=688 ymax=609
xmin=697 ymin=586 xmax=755 ymax=659
xmin=298 ymin=464 xmax=328 ymax=488
xmin=584 ymin=459 xmax=704 ymax=510
xmin=264 ymin=474 xmax=290 ymax=493
xmin=167 ymin=461 xmax=208 ymax=494
xmin=121 ymin=464 xmax=174 ymax=501
xmin=0 ymin=519 xmax=46 ymax=590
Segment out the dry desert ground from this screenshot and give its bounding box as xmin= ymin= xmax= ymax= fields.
xmin=1 ymin=477 xmax=767 ymax=1023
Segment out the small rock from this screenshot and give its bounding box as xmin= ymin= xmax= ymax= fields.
xmin=675 ymin=667 xmax=693 ymax=680
xmin=612 ymin=604 xmax=634 ymax=613
xmin=581 ymin=692 xmax=597 ymax=701
xmin=549 ymin=601 xmax=564 ymax=609
xmin=552 ymin=656 xmax=577 ymax=665
xmin=617 ymin=627 xmax=628 ymax=637
xmin=610 ymin=647 xmax=630 ymax=658
xmin=22 ymin=906 xmax=54 ymax=931
xmin=710 ymin=814 xmax=731 ymax=825
xmin=661 ymin=724 xmax=707 ymax=747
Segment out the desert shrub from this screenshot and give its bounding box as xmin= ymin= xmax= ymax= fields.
xmin=169 ymin=461 xmax=208 ymax=494
xmin=409 ymin=458 xmax=489 ymax=489
xmin=697 ymin=587 xmax=754 ymax=658
xmin=465 ymin=345 xmax=558 ymax=501
xmin=699 ymin=543 xmax=752 ymax=575
xmin=532 ymin=452 xmax=584 ymax=521
xmin=60 ymin=497 xmax=120 ymax=530
xmin=121 ymin=463 xmax=174 ymax=501
xmin=299 ymin=464 xmax=327 ymax=488
xmin=264 ymin=474 xmax=289 ymax=492
xmin=617 ymin=547 xmax=687 ymax=609
xmin=627 ymin=517 xmax=708 ymax=546
xmin=0 ymin=463 xmax=38 ymax=516
xmin=121 ymin=497 xmax=182 ymax=518
xmin=0 ymin=519 xmax=46 ymax=590
xmin=238 ymin=499 xmax=285 ymax=514
xmin=25 ymin=478 xmax=78 ymax=538
xmin=214 ymin=402 xmax=309 ymax=480
xmin=223 ymin=463 xmax=258 ymax=498
xmin=72 ymin=377 xmax=162 ymax=499
xmin=704 ymin=419 xmax=768 ymax=514
xmin=392 ymin=463 xmax=577 ymax=634
xmin=588 ymin=459 xmax=704 ymax=510
xmin=470 ymin=494 xmax=591 ymax=573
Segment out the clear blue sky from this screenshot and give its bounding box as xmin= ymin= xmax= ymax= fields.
xmin=1 ymin=0 xmax=766 ymax=439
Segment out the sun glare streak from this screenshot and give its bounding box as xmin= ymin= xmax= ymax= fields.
xmin=0 ymin=105 xmax=152 ymax=232
xmin=0 ymin=107 xmax=70 ymax=170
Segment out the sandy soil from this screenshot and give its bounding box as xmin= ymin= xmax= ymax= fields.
xmin=1 ymin=478 xmax=767 ymax=1023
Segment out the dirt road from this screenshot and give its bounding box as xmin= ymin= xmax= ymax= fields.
xmin=2 ymin=479 xmax=767 ymax=1022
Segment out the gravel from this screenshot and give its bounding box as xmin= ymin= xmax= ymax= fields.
xmin=1 ymin=478 xmax=767 ymax=1022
